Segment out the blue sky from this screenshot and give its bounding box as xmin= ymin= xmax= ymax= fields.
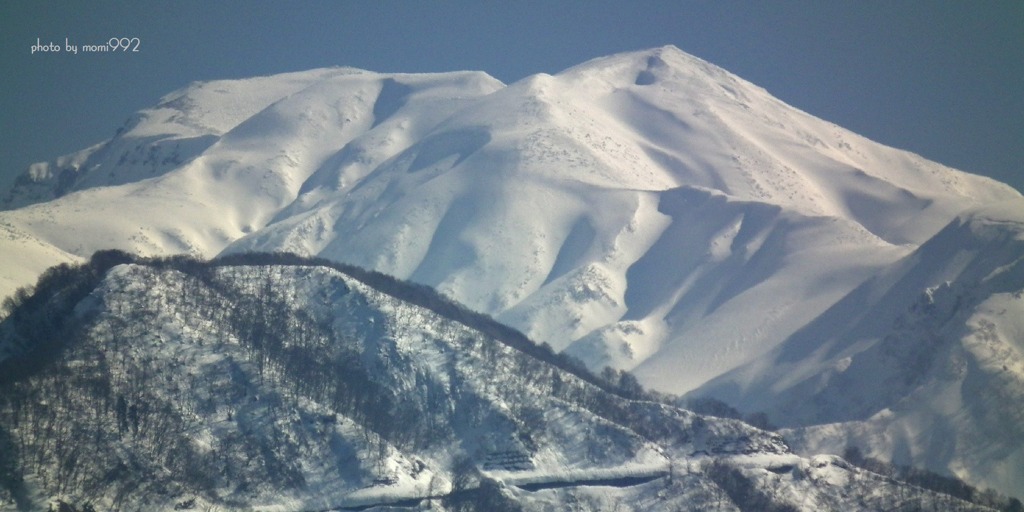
xmin=2 ymin=1 xmax=1021 ymax=192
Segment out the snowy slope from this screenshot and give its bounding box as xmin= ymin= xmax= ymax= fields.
xmin=2 ymin=68 xmax=349 ymax=210
xmin=0 ymin=67 xmax=503 ymax=298
xmin=1 ymin=45 xmax=1023 ymax=495
xmin=696 ymin=202 xmax=1024 ymax=494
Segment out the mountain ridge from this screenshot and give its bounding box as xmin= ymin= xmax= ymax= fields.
xmin=0 ymin=253 xmax=1013 ymax=511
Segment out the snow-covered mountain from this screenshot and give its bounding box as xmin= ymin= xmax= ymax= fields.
xmin=0 ymin=255 xmax=1005 ymax=511
xmin=1 ymin=45 xmax=1022 ymax=496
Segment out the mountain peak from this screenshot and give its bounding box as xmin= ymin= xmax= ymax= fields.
xmin=552 ymin=44 xmax=753 ymax=95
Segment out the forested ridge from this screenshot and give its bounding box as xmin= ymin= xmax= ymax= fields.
xmin=0 ymin=251 xmax=729 ymax=510
xmin=0 ymin=250 xmax=1016 ymax=511
xmin=1 ymin=250 xmax=647 ymax=400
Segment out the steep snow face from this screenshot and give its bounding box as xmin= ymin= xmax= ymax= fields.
xmin=696 ymin=204 xmax=1024 ymax=495
xmin=0 ymin=68 xmax=503 ymax=299
xmin=1 ymin=68 xmax=342 ymax=210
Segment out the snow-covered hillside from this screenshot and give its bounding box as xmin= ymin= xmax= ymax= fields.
xmin=0 ymin=67 xmax=503 ymax=307
xmin=1 ymin=45 xmax=1022 ymax=495
xmin=698 ymin=203 xmax=1024 ymax=495
xmin=0 ymin=257 xmax=1004 ymax=511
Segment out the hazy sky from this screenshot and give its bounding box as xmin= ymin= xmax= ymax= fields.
xmin=2 ymin=1 xmax=1021 ymax=192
